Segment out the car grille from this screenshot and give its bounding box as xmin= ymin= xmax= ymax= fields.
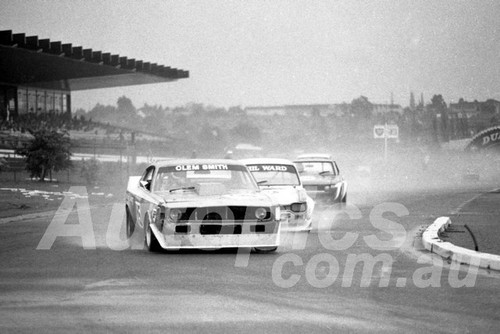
xmin=199 ymin=224 xmax=242 ymax=235
xmin=179 ymin=206 xmax=270 ymax=221
xmin=304 ymin=185 xmax=321 ymax=191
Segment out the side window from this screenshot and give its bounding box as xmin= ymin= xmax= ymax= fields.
xmin=140 ymin=166 xmax=155 ymax=191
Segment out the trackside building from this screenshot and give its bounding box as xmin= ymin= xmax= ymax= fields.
xmin=0 ymin=30 xmax=189 ymax=120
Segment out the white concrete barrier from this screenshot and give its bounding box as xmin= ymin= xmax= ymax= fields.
xmin=423 ymin=217 xmax=500 ymax=271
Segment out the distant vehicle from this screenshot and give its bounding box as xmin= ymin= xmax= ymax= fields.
xmin=294 ymin=154 xmax=347 ymax=204
xmin=125 ymin=159 xmax=281 ymax=252
xmin=241 ymin=158 xmax=315 ymax=232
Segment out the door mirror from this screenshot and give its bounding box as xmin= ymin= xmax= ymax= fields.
xmin=140 ymin=180 xmax=151 ymax=191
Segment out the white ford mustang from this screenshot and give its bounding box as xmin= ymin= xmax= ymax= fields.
xmin=241 ymin=158 xmax=315 ymax=232
xmin=126 ymin=159 xmax=281 ymax=252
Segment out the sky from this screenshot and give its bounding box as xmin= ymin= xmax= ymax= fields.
xmin=2 ymin=0 xmax=500 ymax=110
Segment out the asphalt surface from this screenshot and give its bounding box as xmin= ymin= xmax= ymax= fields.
xmin=1 ymin=183 xmax=500 ymax=333
xmin=444 ymin=188 xmax=500 ymax=255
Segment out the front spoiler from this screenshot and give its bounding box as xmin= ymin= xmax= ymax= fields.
xmin=150 ymin=222 xmax=281 ymax=249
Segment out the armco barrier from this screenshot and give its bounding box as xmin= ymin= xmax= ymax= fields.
xmin=422 ymin=217 xmax=500 ymax=271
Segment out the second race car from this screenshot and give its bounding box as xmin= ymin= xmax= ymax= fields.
xmin=241 ymin=158 xmax=315 ymax=232
xmin=294 ymin=153 xmax=347 ymax=204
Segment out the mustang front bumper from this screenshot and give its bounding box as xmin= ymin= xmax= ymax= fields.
xmin=151 ymin=220 xmax=280 ymax=249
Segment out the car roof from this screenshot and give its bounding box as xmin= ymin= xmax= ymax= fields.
xmin=240 ymin=158 xmax=296 ymax=166
xmin=295 ymin=153 xmax=333 ymax=161
xmin=151 ymin=159 xmax=246 ymax=167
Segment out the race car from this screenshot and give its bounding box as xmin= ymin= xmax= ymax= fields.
xmin=125 ymin=159 xmax=281 ymax=252
xmin=241 ymin=158 xmax=315 ymax=232
xmin=294 ymin=153 xmax=347 ymax=204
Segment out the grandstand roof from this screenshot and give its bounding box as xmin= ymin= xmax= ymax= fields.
xmin=0 ymin=30 xmax=189 ymax=91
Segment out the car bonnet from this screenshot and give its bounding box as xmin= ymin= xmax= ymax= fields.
xmin=159 ymin=189 xmax=277 ymax=208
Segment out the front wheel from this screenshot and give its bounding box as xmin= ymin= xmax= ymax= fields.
xmin=126 ymin=207 xmax=135 ymax=238
xmin=254 ymin=246 xmax=278 ymax=253
xmin=341 ymin=193 xmax=347 ymax=203
xmin=144 ymin=219 xmax=162 ymax=252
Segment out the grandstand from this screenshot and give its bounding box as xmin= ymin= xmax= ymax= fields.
xmin=0 ymin=111 xmax=173 ymax=159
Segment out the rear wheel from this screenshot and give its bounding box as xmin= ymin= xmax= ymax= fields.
xmin=144 ymin=218 xmax=162 ymax=252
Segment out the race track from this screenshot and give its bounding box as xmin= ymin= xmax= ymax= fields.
xmin=1 ymin=184 xmax=499 ymax=333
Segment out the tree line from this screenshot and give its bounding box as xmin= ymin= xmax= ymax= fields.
xmin=13 ymin=93 xmax=499 ymax=181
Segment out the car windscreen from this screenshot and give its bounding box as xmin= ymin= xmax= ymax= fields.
xmin=295 ymin=161 xmax=336 ymax=175
xmin=153 ymin=163 xmax=258 ymax=192
xmin=247 ymin=164 xmax=300 ymax=186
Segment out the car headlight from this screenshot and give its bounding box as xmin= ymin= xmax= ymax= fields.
xmin=255 ymin=207 xmax=268 ymax=220
xmin=290 ymin=202 xmax=306 ymax=212
xmin=169 ymin=208 xmax=183 ymax=222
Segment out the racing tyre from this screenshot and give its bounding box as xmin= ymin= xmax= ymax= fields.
xmin=254 ymin=246 xmax=278 ymax=253
xmin=144 ymin=219 xmax=162 ymax=253
xmin=125 ymin=207 xmax=135 ymax=238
